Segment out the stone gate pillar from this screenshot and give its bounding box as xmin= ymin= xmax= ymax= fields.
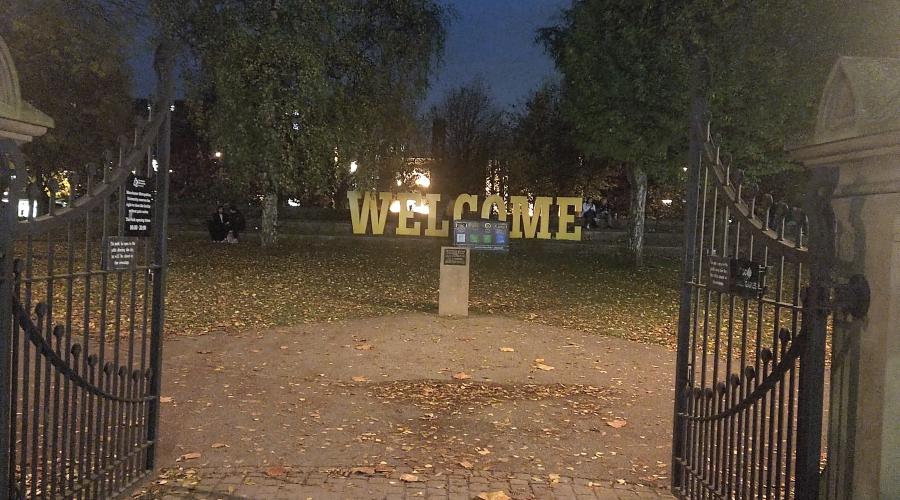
xmin=791 ymin=57 xmax=900 ymax=500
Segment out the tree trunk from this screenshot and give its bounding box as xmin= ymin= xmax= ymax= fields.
xmin=626 ymin=164 xmax=648 ymax=268
xmin=261 ymin=191 xmax=278 ymax=247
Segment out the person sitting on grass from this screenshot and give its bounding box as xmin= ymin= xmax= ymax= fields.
xmin=581 ymin=197 xmax=596 ymax=230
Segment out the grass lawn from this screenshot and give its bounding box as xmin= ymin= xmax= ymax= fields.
xmin=165 ymin=236 xmax=682 ymax=347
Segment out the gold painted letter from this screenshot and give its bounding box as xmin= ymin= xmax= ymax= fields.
xmin=555 ymin=197 xmax=582 ymax=241
xmin=348 ymin=191 xmax=391 ymax=235
xmin=396 ymin=192 xmax=423 ymax=236
xmin=453 ymin=194 xmax=478 ymax=221
xmin=510 ymin=196 xmax=551 ymax=239
xmin=480 ymin=195 xmax=507 ymax=221
xmin=424 ymin=193 xmax=449 ymax=237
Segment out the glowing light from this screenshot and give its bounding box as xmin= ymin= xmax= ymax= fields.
xmin=170 ymin=104 xmax=175 ymax=111
xmin=18 ymin=199 xmax=37 ymax=218
xmin=287 ymin=199 xmax=301 ymax=207
xmin=662 ymin=199 xmax=673 ymax=206
xmin=152 ymin=159 xmax=159 ymax=172
xmin=407 ymin=199 xmax=430 ymax=215
xmin=214 ymin=151 xmax=223 ymax=159
xmin=528 ymin=202 xmax=535 ymax=217
xmin=396 ymin=179 xmax=402 ymax=186
xmin=349 ymin=161 xmax=358 ymax=174
xmin=415 ymin=174 xmax=430 ymax=188
xmin=389 ymin=200 xmax=401 ymax=213
xmin=683 ymin=167 xmax=688 ymax=172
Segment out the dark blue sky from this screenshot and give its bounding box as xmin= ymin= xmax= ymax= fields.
xmin=424 ymin=0 xmax=568 ymax=109
xmin=130 ymin=0 xmax=569 ymax=110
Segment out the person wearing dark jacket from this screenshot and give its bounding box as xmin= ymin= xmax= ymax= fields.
xmin=208 ymin=205 xmax=230 ymax=242
xmin=227 ymin=205 xmax=246 ymax=242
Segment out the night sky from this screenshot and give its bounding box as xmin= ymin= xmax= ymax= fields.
xmin=129 ymin=0 xmax=569 ymax=111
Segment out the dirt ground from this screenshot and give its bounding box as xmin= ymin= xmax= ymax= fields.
xmin=152 ymin=313 xmax=675 ymax=491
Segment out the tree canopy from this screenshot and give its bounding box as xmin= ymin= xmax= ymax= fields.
xmin=428 ymin=79 xmax=506 ymax=197
xmin=154 ymin=0 xmax=448 ymax=245
xmin=1 ymin=0 xmax=135 ymax=198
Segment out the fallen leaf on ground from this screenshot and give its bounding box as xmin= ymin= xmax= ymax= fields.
xmin=534 ymin=358 xmax=544 ymax=363
xmin=476 ymin=448 xmax=491 ymax=456
xmin=354 ymin=343 xmax=373 ymax=351
xmin=535 ymin=363 xmax=555 ymax=371
xmin=452 ymin=372 xmax=471 ymax=380
xmin=548 ymin=473 xmax=560 ymax=484
xmin=499 ymin=347 xmax=515 ymax=352
xmin=374 ymin=464 xmax=394 ymax=473
xmin=400 ymin=473 xmax=420 ymax=482
xmin=350 ymin=467 xmax=375 ymax=476
xmin=210 ymin=443 xmax=229 ymax=449
xmin=178 ymin=452 xmax=200 ymax=461
xmin=159 ymin=396 xmax=173 ymax=403
xmin=477 ymin=491 xmax=511 ymax=500
xmin=616 ymin=479 xmax=627 ymax=485
xmin=459 ymin=460 xmax=474 ymax=470
xmin=352 ymin=376 xmax=369 ymax=382
xmin=607 ymin=419 xmax=628 ymax=429
xmin=265 ymin=466 xmax=287 ymax=478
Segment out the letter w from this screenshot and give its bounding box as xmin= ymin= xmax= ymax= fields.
xmin=348 ymin=191 xmax=391 ymax=235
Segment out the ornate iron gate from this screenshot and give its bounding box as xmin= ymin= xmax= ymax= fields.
xmin=0 ymin=48 xmax=174 ymax=499
xmin=671 ymin=123 xmax=833 ymax=499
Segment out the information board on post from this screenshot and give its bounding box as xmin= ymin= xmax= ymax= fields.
xmin=707 ymin=255 xmax=766 ymax=297
xmin=104 ymin=236 xmax=138 ymax=271
xmin=452 ymin=219 xmax=509 ymax=251
xmin=124 ymin=174 xmax=154 ymax=237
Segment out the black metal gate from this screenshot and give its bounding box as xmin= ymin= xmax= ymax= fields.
xmin=671 ymin=123 xmax=833 ymax=499
xmin=0 ymin=48 xmax=174 ymax=499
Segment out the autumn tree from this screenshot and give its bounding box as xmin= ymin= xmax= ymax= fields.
xmin=542 ymin=0 xmax=899 ymax=266
xmin=154 ymin=0 xmax=447 ymax=246
xmin=541 ymin=1 xmax=687 ymax=267
xmin=1 ymin=0 xmax=135 ymax=205
xmin=429 ymin=79 xmax=506 ymax=198
xmin=507 ymin=84 xmax=611 ymax=197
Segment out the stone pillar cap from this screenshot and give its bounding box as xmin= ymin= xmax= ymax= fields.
xmin=0 ymin=34 xmax=54 ymax=143
xmin=790 ymin=57 xmax=900 ymax=165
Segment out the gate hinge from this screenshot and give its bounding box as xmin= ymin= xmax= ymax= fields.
xmin=831 ymin=274 xmax=870 ymax=320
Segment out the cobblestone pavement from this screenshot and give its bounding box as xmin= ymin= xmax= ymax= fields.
xmin=140 ymin=466 xmax=675 ymax=499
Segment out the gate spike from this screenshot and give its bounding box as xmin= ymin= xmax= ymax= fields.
xmin=132 ymin=369 xmax=142 ymax=381
xmin=760 ymin=348 xmax=774 ymax=364
xmin=118 ymin=366 xmax=128 ymax=377
xmin=35 ymin=302 xmax=48 ymax=318
xmin=87 ymin=354 xmax=99 ymax=367
xmin=744 ymin=366 xmax=757 ymax=381
xmin=704 ymin=387 xmax=715 ymax=399
xmin=103 ymin=362 xmax=114 ymax=375
xmin=71 ymin=344 xmax=82 ymax=357
xmin=53 ymin=325 xmax=65 ymax=338
xmin=716 ymin=382 xmax=727 ymax=395
xmin=730 ymin=374 xmax=742 ymax=387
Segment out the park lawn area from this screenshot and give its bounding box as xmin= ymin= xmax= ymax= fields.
xmin=165 ymin=236 xmax=682 ymax=347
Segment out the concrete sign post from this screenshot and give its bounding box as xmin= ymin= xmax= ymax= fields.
xmin=439 ymin=247 xmax=470 ymax=317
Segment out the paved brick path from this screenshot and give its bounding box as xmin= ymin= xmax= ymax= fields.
xmin=141 ymin=467 xmax=675 ymax=499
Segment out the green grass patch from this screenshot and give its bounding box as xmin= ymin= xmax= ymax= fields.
xmin=165 ymin=236 xmax=681 ymax=347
